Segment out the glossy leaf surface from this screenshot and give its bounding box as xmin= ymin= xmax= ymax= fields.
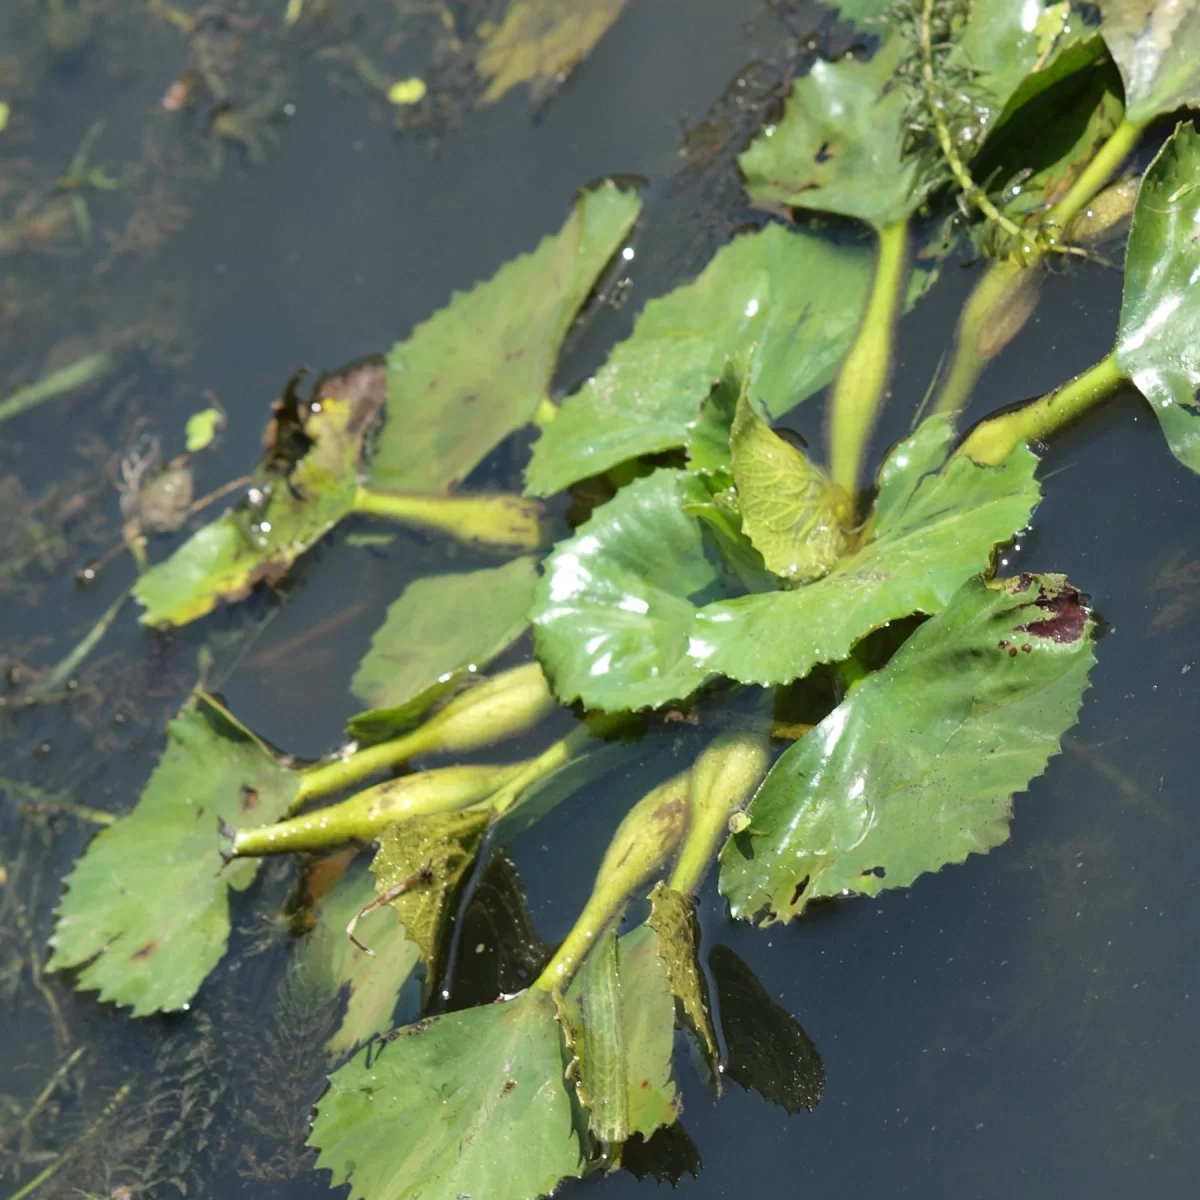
xmin=1098 ymin=0 xmax=1200 ymax=123
xmin=719 ymin=575 xmax=1095 ymax=922
xmin=369 ymin=182 xmax=639 ymax=494
xmin=1115 ymin=121 xmax=1200 ymax=473
xmin=524 ymin=223 xmax=876 ymax=496
xmin=48 ymin=696 xmax=300 ymax=1014
xmin=311 ymin=991 xmax=582 ymax=1200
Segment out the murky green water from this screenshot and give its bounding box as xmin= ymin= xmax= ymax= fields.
xmin=2 ymin=2 xmax=1198 ymax=1197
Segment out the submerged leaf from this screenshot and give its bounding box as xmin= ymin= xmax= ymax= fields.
xmin=730 ymin=384 xmax=851 ymax=583
xmin=48 ymin=695 xmax=300 ymax=1015
xmin=369 ymin=182 xmax=639 ymax=495
xmin=135 ymin=366 xmax=385 ymax=627
xmin=559 ymin=925 xmax=678 ymax=1146
xmin=719 ymin=574 xmax=1095 ymax=922
xmin=1115 ymin=121 xmax=1200 ymax=473
xmin=370 ymin=808 xmax=492 ymax=996
xmin=524 ymin=223 xmax=877 ymax=496
xmin=477 ymin=0 xmax=632 ymax=104
xmin=349 ymin=556 xmax=538 ymax=730
xmin=311 ymin=991 xmax=583 ymax=1200
xmin=533 ymin=415 xmax=1041 ymax=710
xmin=1098 ymin=0 xmax=1200 ymax=123
xmin=738 ymin=36 xmax=923 ymax=229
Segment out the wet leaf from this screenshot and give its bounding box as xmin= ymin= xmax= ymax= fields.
xmin=477 ymin=0 xmax=633 ymax=104
xmin=368 ymin=182 xmax=639 ymax=495
xmin=533 ymin=416 xmax=1041 ymax=710
xmin=738 ymin=36 xmax=924 ymax=229
xmin=1115 ymin=121 xmax=1200 ymax=473
xmin=646 ymin=882 xmax=718 ymax=1079
xmin=730 ymin=382 xmax=852 ymax=584
xmin=47 ymin=695 xmax=300 ymax=1015
xmin=524 ymin=224 xmax=877 ymax=497
xmin=300 ymin=867 xmax=420 ymax=1060
xmin=559 ymin=925 xmax=678 ymax=1146
xmin=348 ymin=556 xmax=539 ymax=738
xmin=310 ymin=991 xmax=583 ymax=1200
xmin=135 ymin=367 xmax=385 ymax=627
xmin=619 ymin=1124 xmax=702 ymax=1184
xmin=1098 ymin=0 xmax=1200 ymax=123
xmin=708 ymin=944 xmax=825 ymax=1114
xmin=719 ymin=574 xmax=1095 ymax=922
xmin=370 ymin=808 xmax=493 ymax=997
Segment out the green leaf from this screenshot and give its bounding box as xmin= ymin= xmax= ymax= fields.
xmin=310 ymin=990 xmax=583 ymax=1200
xmin=47 ymin=695 xmax=300 ymax=1015
xmin=719 ymin=574 xmax=1095 ymax=922
xmin=348 ymin=556 xmax=539 ymax=737
xmin=299 ymin=867 xmax=420 ymax=1060
xmin=559 ymin=924 xmax=678 ymax=1146
xmin=1115 ymin=121 xmax=1200 ymax=473
xmin=184 ymin=406 xmax=224 ymax=452
xmin=370 ymin=808 xmax=493 ymax=997
xmin=533 ymin=418 xmax=1041 ymax=709
xmin=730 ymin=382 xmax=851 ymax=584
xmin=135 ymin=367 xmax=385 ymax=627
xmin=1098 ymin=0 xmax=1200 ymax=124
xmin=738 ymin=36 xmax=924 ymax=229
xmin=646 ymin=882 xmax=718 ymax=1080
xmin=524 ymin=223 xmax=877 ymax=496
xmin=369 ymin=182 xmax=639 ymax=495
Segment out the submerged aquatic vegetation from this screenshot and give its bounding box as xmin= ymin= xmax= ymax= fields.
xmin=27 ymin=2 xmax=1200 ymax=1198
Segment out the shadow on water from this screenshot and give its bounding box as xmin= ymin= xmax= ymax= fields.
xmin=1 ymin=1 xmax=1198 ymax=1198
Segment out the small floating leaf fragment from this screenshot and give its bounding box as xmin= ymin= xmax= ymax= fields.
xmin=184 ymin=406 xmax=224 ymax=451
xmin=387 ymin=76 xmax=427 ymax=105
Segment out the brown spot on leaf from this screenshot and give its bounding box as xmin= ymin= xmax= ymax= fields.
xmin=240 ymin=785 xmax=259 ymax=812
xmin=132 ymin=939 xmax=157 ymax=960
xmin=1018 ymin=581 xmax=1088 ymax=644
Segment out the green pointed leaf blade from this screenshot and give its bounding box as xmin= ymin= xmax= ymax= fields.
xmin=47 ymin=697 xmax=300 ymax=1015
xmin=136 ymin=372 xmax=384 ymax=627
xmin=1115 ymin=121 xmax=1200 ymax=473
xmin=368 ymin=182 xmax=639 ymax=495
xmin=730 ymin=384 xmax=851 ymax=583
xmin=719 ymin=574 xmax=1096 ymax=923
xmin=524 ymin=223 xmax=877 ymax=497
xmin=646 ymin=883 xmax=718 ymax=1079
xmin=349 ymin=556 xmax=538 ymax=720
xmin=1098 ymin=0 xmax=1200 ymax=124
xmin=738 ymin=37 xmax=923 ymax=229
xmin=370 ymin=808 xmax=492 ymax=995
xmin=301 ymin=868 xmax=421 ymax=1060
xmin=310 ymin=991 xmax=583 ymax=1200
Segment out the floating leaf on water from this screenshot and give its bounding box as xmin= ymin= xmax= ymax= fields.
xmin=1115 ymin=121 xmax=1200 ymax=473
xmin=525 ymin=223 xmax=877 ymax=497
xmin=1097 ymin=0 xmax=1200 ymax=124
xmin=310 ymin=991 xmax=584 ymax=1200
xmin=719 ymin=573 xmax=1096 ymax=923
xmin=533 ymin=415 xmax=1041 ymax=710
xmin=729 ymin=381 xmax=851 ymax=584
xmin=708 ymin=944 xmax=825 ymax=1114
xmin=184 ymin=406 xmax=224 ymax=452
xmin=134 ymin=364 xmax=386 ymax=627
xmin=558 ymin=924 xmax=679 ymax=1147
xmin=47 ymin=694 xmax=300 ymax=1015
xmin=349 ymin=555 xmax=538 ymax=726
xmin=477 ymin=0 xmax=633 ymax=105
xmin=387 ymin=76 xmax=427 ymax=105
xmin=368 ymin=181 xmax=639 ymax=495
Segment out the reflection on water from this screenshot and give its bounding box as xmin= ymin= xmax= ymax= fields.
xmin=2 ymin=1 xmax=1199 ymax=1198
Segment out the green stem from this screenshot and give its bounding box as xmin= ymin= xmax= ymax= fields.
xmin=532 ymin=771 xmax=691 ymax=991
xmin=1049 ymin=116 xmax=1147 ymax=232
xmin=28 ymin=586 xmax=130 ymax=700
xmin=353 ymin=486 xmax=544 ymax=551
xmin=0 ymin=351 xmax=114 ymax=427
xmin=828 ymin=219 xmax=909 ymax=496
xmin=482 ymin=724 xmax=596 ymax=819
xmin=956 ymin=351 xmax=1126 ymax=466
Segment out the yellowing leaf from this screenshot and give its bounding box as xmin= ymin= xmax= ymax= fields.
xmin=388 ymin=76 xmax=427 ymax=105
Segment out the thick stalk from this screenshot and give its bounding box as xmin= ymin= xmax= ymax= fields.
xmin=229 ymin=762 xmax=526 ymax=857
xmin=956 ymin=351 xmax=1125 ymax=466
xmin=828 ymin=219 xmax=909 ymax=496
xmin=532 ymin=771 xmax=691 ymax=991
xmin=482 ymin=724 xmax=596 ymax=819
xmin=1048 ymin=116 xmax=1147 ymax=232
xmin=292 ymin=663 xmax=553 ymax=807
xmin=353 ymin=485 xmax=543 ymax=550
xmin=669 ymin=731 xmax=770 ymax=897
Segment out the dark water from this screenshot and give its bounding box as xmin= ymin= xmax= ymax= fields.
xmin=2 ymin=2 xmax=1198 ymax=1198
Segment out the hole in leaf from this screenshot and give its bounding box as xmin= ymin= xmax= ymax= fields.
xmin=790 ymin=875 xmax=810 ymax=907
